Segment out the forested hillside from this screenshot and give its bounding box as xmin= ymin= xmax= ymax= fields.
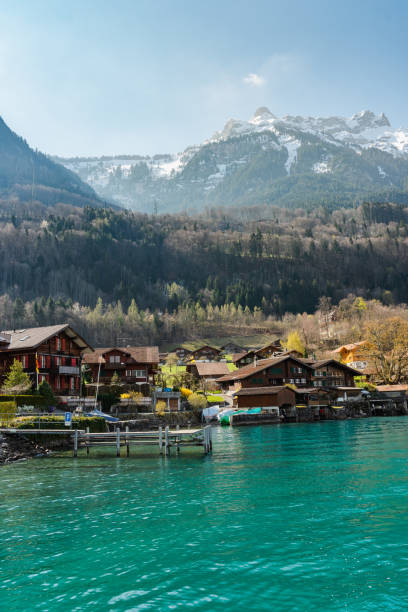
xmin=0 ymin=116 xmax=106 ymax=209
xmin=0 ymin=201 xmax=407 ymax=319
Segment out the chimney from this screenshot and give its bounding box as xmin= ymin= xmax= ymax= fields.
xmin=254 ymin=355 xmax=258 ymax=368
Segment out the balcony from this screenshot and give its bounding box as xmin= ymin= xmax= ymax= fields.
xmin=59 ymin=365 xmax=80 ymax=375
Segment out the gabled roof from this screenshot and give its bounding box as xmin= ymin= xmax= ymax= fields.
xmin=192 ymin=345 xmax=221 ymax=354
xmin=375 ymin=385 xmax=408 ymax=392
xmin=220 ymin=343 xmax=245 ymax=351
xmin=235 ymin=386 xmax=293 ymax=396
xmin=0 ymin=324 xmax=93 ymax=352
xmin=332 ymin=341 xmax=367 ymax=354
xmin=217 ymin=355 xmax=313 ymax=383
xmin=255 ymin=340 xmax=282 ymax=354
xmin=310 ymin=359 xmax=362 ymax=375
xmin=83 ymin=346 xmax=159 ymax=365
xmin=232 ymin=350 xmax=256 ymax=363
xmin=194 ymin=362 xmax=230 ymax=376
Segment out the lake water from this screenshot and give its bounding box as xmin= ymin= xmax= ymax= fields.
xmin=1 ymin=418 xmax=408 ymax=611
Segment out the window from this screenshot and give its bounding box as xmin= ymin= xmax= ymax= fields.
xmin=70 ymin=377 xmax=75 ymax=390
xmin=21 ymin=355 xmax=28 ymax=368
xmin=126 ymin=369 xmax=146 ymax=378
xmin=55 ymin=356 xmax=61 ymax=366
xmin=56 ymin=337 xmax=61 ymax=351
xmin=301 ymin=378 xmax=306 ymax=384
xmin=110 ymin=355 xmax=121 ymax=363
xmin=56 ymin=376 xmax=61 ymax=389
xmin=40 ymin=355 xmax=46 ymax=368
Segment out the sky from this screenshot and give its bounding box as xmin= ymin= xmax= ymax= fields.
xmin=0 ymin=0 xmax=407 ymax=157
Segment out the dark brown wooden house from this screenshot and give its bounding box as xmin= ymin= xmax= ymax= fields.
xmin=83 ymin=346 xmax=159 ymax=385
xmin=232 ymin=350 xmax=257 ymax=368
xmin=186 ymin=361 xmax=230 ymax=384
xmin=310 ymin=360 xmax=359 ymax=388
xmin=217 ymin=356 xmax=313 ymax=390
xmin=173 ymin=347 xmax=192 ymax=361
xmin=190 ymin=345 xmax=222 ymax=361
xmin=0 ymin=324 xmax=92 ymax=395
xmin=220 ymin=342 xmax=246 ymax=354
xmin=255 ymin=340 xmax=283 ymax=359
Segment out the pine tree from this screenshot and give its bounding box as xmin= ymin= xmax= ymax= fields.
xmin=3 ymin=359 xmax=32 ymax=393
xmin=38 ymin=380 xmax=56 ymax=407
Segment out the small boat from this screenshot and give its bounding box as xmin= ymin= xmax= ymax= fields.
xmin=218 ymin=407 xmax=262 ymax=425
xmin=85 ymin=409 xmax=119 ymax=423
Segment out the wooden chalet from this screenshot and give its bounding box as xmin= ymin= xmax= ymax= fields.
xmin=173 ymin=347 xmax=192 ymax=361
xmin=217 ymin=356 xmax=313 ymax=391
xmin=186 ymin=361 xmax=230 ymax=384
xmin=310 ymin=359 xmax=360 ymax=388
xmin=0 ymin=324 xmax=92 ymax=395
xmin=190 ymin=345 xmax=222 ymax=361
xmin=83 ymin=346 xmax=159 ymax=385
xmin=254 ymin=340 xmax=283 ymax=359
xmin=220 ymin=342 xmax=246 ymax=354
xmin=332 ymin=341 xmax=368 ymax=370
xmin=232 ymin=350 xmax=257 ymax=368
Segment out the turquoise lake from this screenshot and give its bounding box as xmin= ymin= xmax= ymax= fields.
xmin=1 ymin=418 xmax=408 ymax=611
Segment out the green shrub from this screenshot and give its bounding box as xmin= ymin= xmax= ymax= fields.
xmin=99 ymin=392 xmax=120 ymax=412
xmin=0 ymin=394 xmax=46 ymax=408
xmin=0 ymin=401 xmax=17 ymax=426
xmin=12 ymin=415 xmax=107 ymax=432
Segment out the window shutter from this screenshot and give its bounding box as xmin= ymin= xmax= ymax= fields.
xmin=46 ymin=356 xmax=51 ymax=368
xmin=62 ymin=338 xmax=66 ymax=352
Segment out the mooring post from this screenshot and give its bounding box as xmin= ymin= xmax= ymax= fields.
xmin=159 ymin=426 xmax=163 ymax=454
xmin=165 ymin=425 xmax=169 ymax=456
xmin=126 ymin=425 xmax=130 ymax=457
xmin=176 ymin=424 xmax=180 ymax=453
xmin=73 ymin=428 xmax=78 ymax=457
xmin=116 ymin=427 xmax=121 ymax=457
xmin=209 ymin=425 xmax=212 ymax=451
xmin=86 ymin=426 xmax=90 ymax=456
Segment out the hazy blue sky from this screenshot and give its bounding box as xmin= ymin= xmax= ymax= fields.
xmin=1 ymin=0 xmax=407 ymax=156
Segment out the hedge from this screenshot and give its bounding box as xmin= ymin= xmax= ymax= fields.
xmin=12 ymin=416 xmax=107 ymax=432
xmin=0 ymin=395 xmax=46 ymax=408
xmin=0 ymin=401 xmax=17 ymax=426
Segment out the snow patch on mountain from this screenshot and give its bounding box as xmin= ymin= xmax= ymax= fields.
xmin=313 ymin=160 xmax=332 ymax=174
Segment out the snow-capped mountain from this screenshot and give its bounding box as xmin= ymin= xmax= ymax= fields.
xmin=56 ymin=108 xmax=408 ymax=212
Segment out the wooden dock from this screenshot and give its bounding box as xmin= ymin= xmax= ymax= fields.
xmin=0 ymin=425 xmax=213 ymax=457
xmin=73 ymin=426 xmax=212 ymax=457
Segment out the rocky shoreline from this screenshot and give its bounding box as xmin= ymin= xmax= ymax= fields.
xmin=0 ymin=433 xmax=50 ymax=465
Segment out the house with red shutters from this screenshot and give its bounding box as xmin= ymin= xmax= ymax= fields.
xmin=0 ymin=324 xmax=93 ymax=395
xmin=82 ymin=346 xmax=160 ymax=386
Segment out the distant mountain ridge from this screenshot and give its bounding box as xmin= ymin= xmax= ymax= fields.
xmin=56 ymin=107 xmax=408 ymax=213
xmin=0 ymin=116 xmax=106 ymax=210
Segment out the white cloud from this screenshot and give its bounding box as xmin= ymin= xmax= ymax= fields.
xmin=243 ymin=73 xmax=265 ymax=87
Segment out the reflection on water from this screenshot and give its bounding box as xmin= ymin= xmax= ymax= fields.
xmin=1 ymin=418 xmax=408 ymax=611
